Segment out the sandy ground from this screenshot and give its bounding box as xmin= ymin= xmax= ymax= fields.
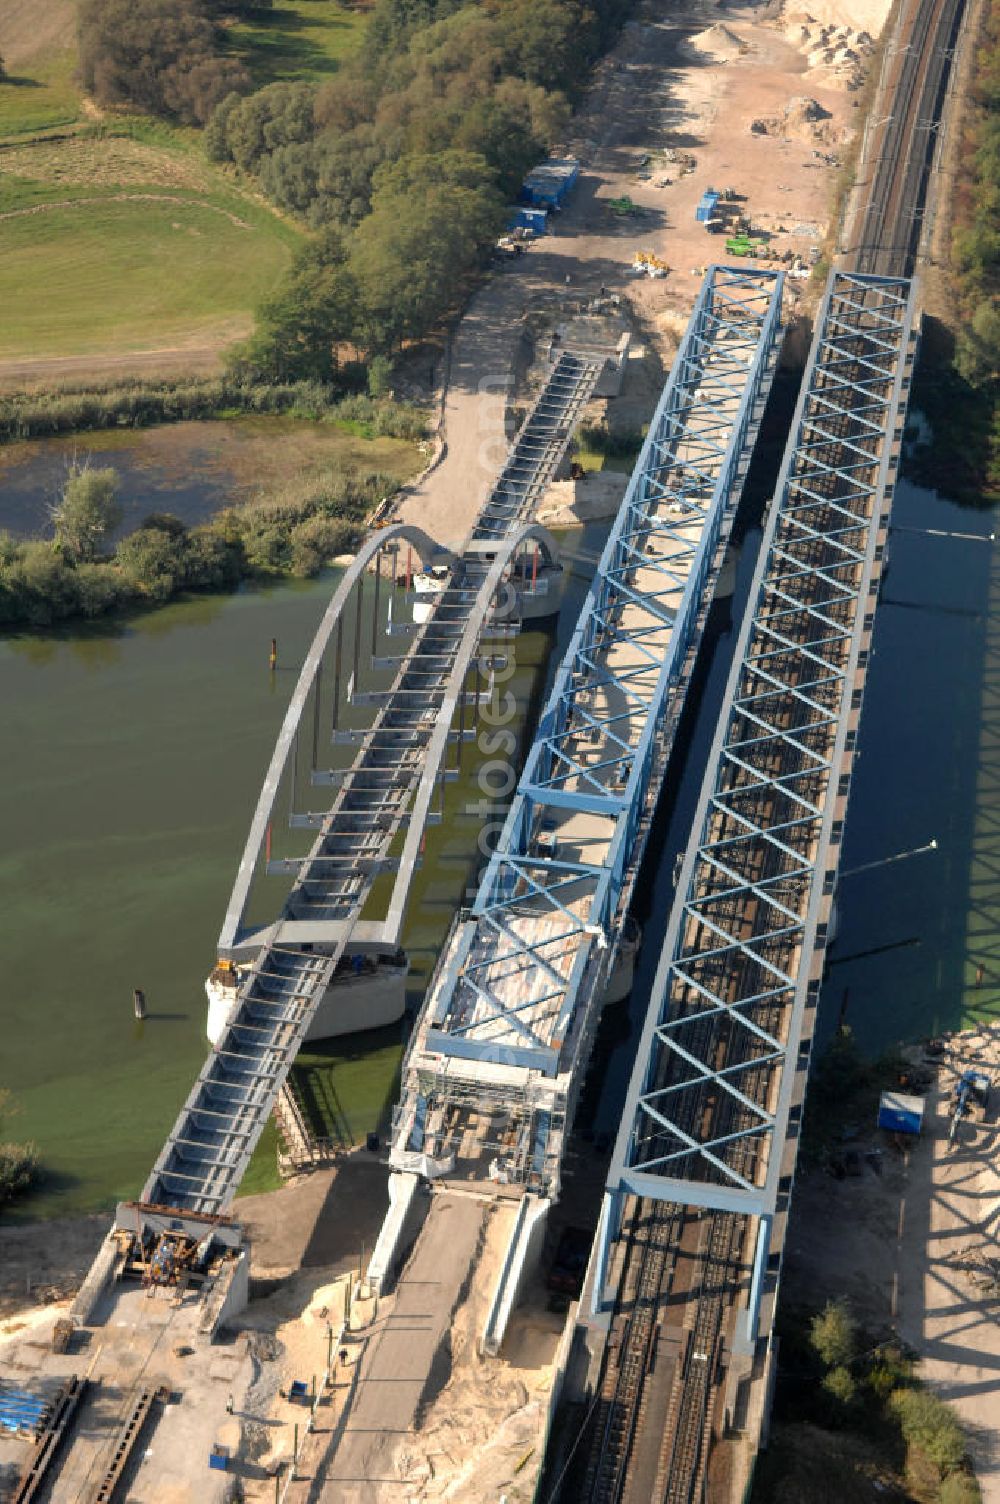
xmin=399 ymin=0 xmax=889 ymax=553
xmin=784 ymin=1024 xmax=1000 ymax=1502
xmin=0 ymin=1214 xmax=110 ymax=1319
xmin=281 ymin=1191 xmax=558 ymax=1504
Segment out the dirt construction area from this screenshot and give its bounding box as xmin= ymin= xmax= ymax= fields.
xmin=398 ymin=0 xmax=893 ymax=551
xmin=783 ymin=1025 xmax=1000 ymax=1502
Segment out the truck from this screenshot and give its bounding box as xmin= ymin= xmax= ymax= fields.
xmin=725 ymin=234 xmax=768 ymax=259
xmin=949 ymin=1069 xmax=990 ymax=1147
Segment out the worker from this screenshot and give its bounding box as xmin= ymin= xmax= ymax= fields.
xmin=226 ymin=1394 xmax=234 ymax=1414
xmin=976 ymin=962 xmax=985 ymax=987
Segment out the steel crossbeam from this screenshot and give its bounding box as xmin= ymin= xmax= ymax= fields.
xmin=601 ymin=274 xmax=916 ymax=1295
xmin=412 ymin=269 xmax=784 ymax=1091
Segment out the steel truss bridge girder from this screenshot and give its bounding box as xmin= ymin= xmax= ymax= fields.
xmin=600 ymin=270 xmax=917 ymax=1316
xmin=421 ymin=267 xmax=785 ymax=1080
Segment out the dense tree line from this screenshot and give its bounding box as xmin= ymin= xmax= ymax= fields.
xmin=78 ymin=0 xmax=270 ymax=124
xmin=954 ymin=0 xmax=1000 ymax=381
xmin=908 ymin=0 xmax=1000 ymax=502
xmin=209 ymin=0 xmax=637 ymax=375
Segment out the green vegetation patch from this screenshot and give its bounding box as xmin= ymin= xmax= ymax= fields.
xmin=227 ymin=0 xmax=370 ymax=85
xmin=756 ymin=1295 xmax=982 ymax=1504
xmin=0 ymin=190 xmax=296 ymax=361
xmin=0 ymin=49 xmax=81 ymax=140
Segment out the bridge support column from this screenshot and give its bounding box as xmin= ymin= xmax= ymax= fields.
xmin=588 ymin=1189 xmax=622 ymax=1317
xmin=736 ymin=1212 xmax=771 ymax=1355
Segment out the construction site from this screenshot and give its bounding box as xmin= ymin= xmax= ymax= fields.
xmin=1 ymin=0 xmax=997 ymax=1499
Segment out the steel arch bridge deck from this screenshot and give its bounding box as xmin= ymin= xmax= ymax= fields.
xmin=390 ymin=267 xmax=784 ymax=1194
xmin=588 ymin=270 xmax=917 ymax=1503
xmin=135 ymin=348 xmax=604 ymax=1224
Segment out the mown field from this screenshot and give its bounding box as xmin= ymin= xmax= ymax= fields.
xmin=0 ymin=0 xmax=369 ymax=373
xmin=227 ymin=0 xmax=372 ymax=85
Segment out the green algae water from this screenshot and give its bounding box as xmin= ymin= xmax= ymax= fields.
xmin=0 ymin=529 xmax=600 ymax=1219
xmin=0 ymin=578 xmax=344 ymax=1218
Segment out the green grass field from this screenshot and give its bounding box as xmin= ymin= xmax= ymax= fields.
xmin=0 ymin=0 xmax=372 ymax=373
xmin=0 ymin=188 xmax=297 ymax=360
xmin=228 ymin=0 xmax=370 ymax=85
xmin=0 ymin=50 xmax=81 ymax=140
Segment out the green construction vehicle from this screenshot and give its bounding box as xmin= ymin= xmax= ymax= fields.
xmin=608 ymin=195 xmax=641 ymax=218
xmin=725 ymin=234 xmax=766 ymax=258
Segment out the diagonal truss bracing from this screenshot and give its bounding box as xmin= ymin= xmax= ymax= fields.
xmin=605 ymin=272 xmax=916 ymax=1237
xmin=414 ymin=268 xmax=785 ymax=1086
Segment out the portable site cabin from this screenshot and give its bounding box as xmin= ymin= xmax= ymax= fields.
xmin=521 ymin=158 xmax=580 ymax=210
xmin=508 ymin=206 xmax=549 ymax=236
xmin=878 ymin=1091 xmax=924 ymax=1136
xmin=696 ymin=188 xmax=720 ymax=223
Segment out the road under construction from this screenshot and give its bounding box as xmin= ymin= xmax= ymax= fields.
xmin=0 ymin=0 xmax=973 ymax=1495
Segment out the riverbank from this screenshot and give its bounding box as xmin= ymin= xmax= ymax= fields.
xmin=0 ymin=397 xmax=428 ymax=629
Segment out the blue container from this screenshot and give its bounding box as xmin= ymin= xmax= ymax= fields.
xmin=521 ymin=158 xmax=580 ymax=209
xmin=508 ymin=207 xmax=549 ymax=236
xmin=209 ymin=1445 xmax=230 ymax=1472
xmin=878 ymin=1091 xmax=924 ymax=1135
xmin=695 ymin=189 xmax=720 ymax=223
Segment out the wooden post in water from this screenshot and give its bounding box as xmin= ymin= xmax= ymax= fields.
xmin=133 ymin=988 xmax=146 ymax=1021
xmin=269 ymin=638 xmax=278 ymax=672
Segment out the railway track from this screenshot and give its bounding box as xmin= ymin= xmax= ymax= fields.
xmin=556 ymin=4 xmax=961 ymax=1498
xmin=852 ymin=0 xmax=966 ymax=276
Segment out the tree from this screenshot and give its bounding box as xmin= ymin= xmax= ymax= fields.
xmin=350 ymin=150 xmax=504 ymax=353
xmin=821 ymin=1365 xmax=857 ymax=1415
xmin=77 ymin=0 xmax=250 ymax=125
xmin=810 ymin=1298 xmax=857 ymax=1370
xmin=0 ymin=1089 xmax=39 ymax=1204
xmin=891 ymin=1388 xmax=968 ymax=1476
xmin=238 ymin=228 xmax=359 ymax=382
xmin=52 ymin=464 xmax=122 ymax=561
xmin=115 ymin=523 xmax=185 ymax=602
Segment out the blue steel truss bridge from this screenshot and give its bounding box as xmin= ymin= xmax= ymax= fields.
xmin=128 ymin=266 xmax=783 ymax=1236
xmin=570 ymin=269 xmax=918 ymax=1504
xmin=389 ymin=267 xmax=783 ymax=1198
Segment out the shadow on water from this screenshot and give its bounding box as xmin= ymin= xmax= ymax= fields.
xmin=820 ymin=480 xmax=1000 ymax=1051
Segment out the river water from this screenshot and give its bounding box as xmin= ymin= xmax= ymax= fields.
xmin=0 ymin=517 xmax=602 ymax=1219
xmin=1 ymin=467 xmax=994 ymax=1220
